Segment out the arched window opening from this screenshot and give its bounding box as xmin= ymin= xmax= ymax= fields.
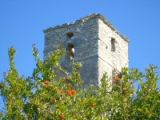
xmin=66 ymin=42 xmax=74 ymax=60
xmin=67 ymin=32 xmax=74 ymax=39
xmin=111 ymin=38 xmax=116 ymax=52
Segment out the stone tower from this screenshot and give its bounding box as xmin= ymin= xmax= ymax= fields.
xmin=43 ymin=14 xmax=129 ymax=87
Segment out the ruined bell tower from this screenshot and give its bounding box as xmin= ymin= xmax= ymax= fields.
xmin=43 ymin=14 xmax=129 ymax=87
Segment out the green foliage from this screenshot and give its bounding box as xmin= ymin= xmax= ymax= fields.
xmin=0 ymin=45 xmax=160 ymax=119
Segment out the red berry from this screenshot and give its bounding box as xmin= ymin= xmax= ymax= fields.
xmin=60 ymin=114 xmax=65 ymax=119
xmin=59 ymin=89 xmax=63 ymax=93
xmin=68 ymin=92 xmax=72 ymax=96
xmin=44 ymin=80 xmax=48 ymax=85
xmin=71 ymin=89 xmax=76 ymax=95
xmin=66 ymin=89 xmax=76 ymax=96
xmin=91 ymin=103 xmax=96 ymax=107
xmin=66 ymin=90 xmax=72 ymax=96
xmin=114 ymin=77 xmax=119 ymax=81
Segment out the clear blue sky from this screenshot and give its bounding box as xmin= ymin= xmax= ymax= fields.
xmin=0 ymin=0 xmax=160 ymax=111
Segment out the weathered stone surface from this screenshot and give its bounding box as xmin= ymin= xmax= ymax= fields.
xmin=43 ymin=13 xmax=129 ymax=87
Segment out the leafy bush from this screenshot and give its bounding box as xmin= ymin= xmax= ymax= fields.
xmin=0 ymin=45 xmax=160 ymax=119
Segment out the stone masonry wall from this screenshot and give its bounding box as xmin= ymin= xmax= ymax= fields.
xmin=43 ymin=14 xmax=129 ymax=87
xmin=44 ymin=15 xmax=100 ymax=86
xmin=98 ymin=18 xmax=128 ymax=84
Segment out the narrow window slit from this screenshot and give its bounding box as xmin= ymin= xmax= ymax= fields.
xmin=111 ymin=38 xmax=116 ymax=52
xmin=66 ymin=42 xmax=74 ymax=60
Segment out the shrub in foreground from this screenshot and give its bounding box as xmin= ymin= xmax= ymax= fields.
xmin=0 ymin=45 xmax=160 ymax=119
